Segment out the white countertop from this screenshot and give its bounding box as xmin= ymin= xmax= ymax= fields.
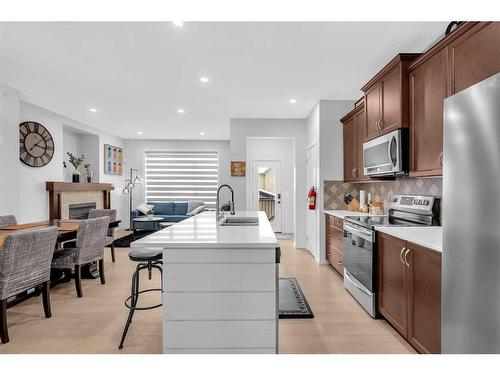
xmin=324 ymin=209 xmax=373 ymax=219
xmin=376 ymin=226 xmax=442 ymax=253
xmin=130 ymin=211 xmax=279 ymax=249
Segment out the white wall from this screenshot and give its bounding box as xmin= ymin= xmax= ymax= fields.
xmin=123 ymin=139 xmax=231 ymax=227
xmin=18 ymin=101 xmax=65 ymax=222
xmin=246 ymin=137 xmax=294 ymax=233
xmin=306 ymin=100 xmax=354 ymax=263
xmin=0 ymin=84 xmax=21 ymax=216
xmin=0 ymin=85 xmax=127 ymax=224
xmin=230 ymin=118 xmax=307 ymax=248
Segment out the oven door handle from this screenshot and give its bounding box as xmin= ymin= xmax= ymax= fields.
xmin=343 ymin=223 xmax=373 ymax=242
xmin=344 ymin=270 xmax=372 ymax=296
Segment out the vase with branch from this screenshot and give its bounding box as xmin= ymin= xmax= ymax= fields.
xmin=67 ymin=152 xmax=85 ymax=183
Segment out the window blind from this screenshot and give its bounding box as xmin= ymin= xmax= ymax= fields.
xmin=145 ymin=150 xmax=219 ymax=208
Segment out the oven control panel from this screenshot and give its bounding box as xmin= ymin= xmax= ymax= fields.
xmin=387 ymin=194 xmax=437 ymax=212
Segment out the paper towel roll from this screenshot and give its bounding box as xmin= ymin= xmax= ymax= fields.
xmin=359 ymin=190 xmax=366 ymax=208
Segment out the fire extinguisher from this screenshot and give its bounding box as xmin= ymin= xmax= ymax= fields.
xmin=308 ymin=186 xmax=317 ymax=210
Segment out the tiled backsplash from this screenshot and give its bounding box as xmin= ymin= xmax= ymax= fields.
xmin=324 ymin=177 xmax=442 ymax=211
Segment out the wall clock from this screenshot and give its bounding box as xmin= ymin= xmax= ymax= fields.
xmin=19 ymin=121 xmax=55 ymax=167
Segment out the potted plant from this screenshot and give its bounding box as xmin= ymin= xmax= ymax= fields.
xmin=67 ymin=152 xmax=85 ymax=183
xmin=84 ymin=163 xmax=94 ymax=183
xmin=146 ymin=209 xmax=155 ymax=219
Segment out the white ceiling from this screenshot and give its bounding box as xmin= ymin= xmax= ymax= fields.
xmin=0 ymin=22 xmax=447 ymax=140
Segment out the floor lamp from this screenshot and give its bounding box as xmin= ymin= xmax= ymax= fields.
xmin=122 ymin=168 xmax=142 ymax=230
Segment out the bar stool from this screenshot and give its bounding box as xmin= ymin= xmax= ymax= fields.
xmin=118 ymin=248 xmax=163 ymax=349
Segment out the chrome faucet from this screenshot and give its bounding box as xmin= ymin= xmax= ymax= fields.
xmin=216 ymin=184 xmax=235 ymax=221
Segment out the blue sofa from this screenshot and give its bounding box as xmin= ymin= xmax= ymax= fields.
xmin=132 ymin=202 xmax=191 ymax=223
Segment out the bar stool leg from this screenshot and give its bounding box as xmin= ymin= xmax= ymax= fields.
xmin=119 ymin=266 xmax=141 ymax=349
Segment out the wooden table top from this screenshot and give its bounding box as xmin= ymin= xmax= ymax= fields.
xmin=0 ymin=219 xmax=120 ymax=247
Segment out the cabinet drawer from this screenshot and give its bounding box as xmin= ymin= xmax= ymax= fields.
xmin=326 ymin=214 xmax=343 ymax=230
xmin=327 ymin=243 xmax=344 ymax=275
xmin=327 ymin=227 xmax=344 ymax=251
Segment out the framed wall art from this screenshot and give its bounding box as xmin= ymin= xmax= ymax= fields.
xmin=231 ymin=161 xmax=246 ymax=177
xmin=104 ymin=144 xmax=124 ymax=175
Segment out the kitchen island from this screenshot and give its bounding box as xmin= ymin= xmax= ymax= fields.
xmin=131 ymin=211 xmax=280 ymax=354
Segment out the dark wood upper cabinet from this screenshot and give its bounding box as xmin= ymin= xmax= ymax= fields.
xmin=377 ymin=232 xmax=408 ymax=336
xmin=408 ymin=21 xmax=500 ymax=177
xmin=354 ymin=108 xmax=367 ymax=181
xmin=407 ymin=242 xmax=442 ymax=354
xmin=409 ymin=50 xmax=447 ymax=177
xmin=377 ymin=232 xmax=442 ymax=354
xmin=448 ymin=22 xmax=500 ymax=95
xmin=364 ymin=84 xmax=381 ymax=140
xmin=342 ymin=114 xmax=357 ymax=182
xmin=361 ymin=54 xmax=420 ymax=142
xmin=341 ymin=101 xmax=368 ymax=182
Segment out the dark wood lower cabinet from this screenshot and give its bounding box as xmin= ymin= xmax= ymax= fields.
xmin=377 ymin=233 xmax=442 ymax=354
xmin=325 ymin=215 xmax=344 ymax=276
xmin=407 ymin=242 xmax=442 ymax=354
xmin=377 ymin=233 xmax=408 ymax=335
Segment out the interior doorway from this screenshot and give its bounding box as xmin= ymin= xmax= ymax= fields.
xmin=251 ymin=160 xmax=282 ymax=232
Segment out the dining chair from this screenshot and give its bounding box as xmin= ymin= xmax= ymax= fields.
xmin=0 ymin=215 xmax=17 ymax=228
xmin=88 ymin=209 xmax=117 ymax=263
xmin=51 ymin=217 xmax=110 ymax=298
xmin=0 ymin=226 xmax=58 ymax=344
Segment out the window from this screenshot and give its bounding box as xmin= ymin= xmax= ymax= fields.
xmin=144 ymin=150 xmax=219 ymax=208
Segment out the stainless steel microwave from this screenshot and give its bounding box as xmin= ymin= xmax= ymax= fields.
xmin=363 ymin=129 xmax=407 ymax=176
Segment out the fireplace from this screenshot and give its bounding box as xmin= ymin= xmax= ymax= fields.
xmin=69 ymin=202 xmax=97 ymax=219
xmin=46 ymin=182 xmax=114 ymax=221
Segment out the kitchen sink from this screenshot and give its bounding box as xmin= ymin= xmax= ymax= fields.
xmin=219 ymin=216 xmax=259 ymax=226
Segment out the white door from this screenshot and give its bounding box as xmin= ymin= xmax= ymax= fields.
xmin=306 ymin=145 xmax=318 ymax=257
xmin=251 ymin=161 xmax=282 ymax=232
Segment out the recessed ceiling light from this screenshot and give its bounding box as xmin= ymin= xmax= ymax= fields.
xmin=177 ymin=108 xmax=185 ymax=114
xmin=289 ymin=99 xmax=297 ymax=104
xmin=172 ymin=21 xmax=183 ymax=27
xmin=200 ymin=132 xmax=205 ymax=136
xmin=137 ymin=131 xmax=143 ymax=135
xmin=200 ymin=76 xmax=209 ymax=83
xmin=89 ymin=108 xmax=97 ymax=112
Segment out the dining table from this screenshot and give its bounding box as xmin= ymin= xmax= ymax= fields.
xmin=0 ymin=218 xmax=121 ymax=308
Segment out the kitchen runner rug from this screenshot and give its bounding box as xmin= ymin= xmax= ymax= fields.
xmin=279 ymin=277 xmax=314 ymax=319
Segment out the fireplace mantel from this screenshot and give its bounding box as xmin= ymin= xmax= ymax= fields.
xmin=46 ymin=182 xmax=114 ymax=192
xmin=46 ymin=182 xmax=115 ymax=220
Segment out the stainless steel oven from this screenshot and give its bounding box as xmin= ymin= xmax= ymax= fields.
xmin=343 ymin=221 xmax=376 ymax=317
xmin=363 ymin=129 xmax=406 ymax=176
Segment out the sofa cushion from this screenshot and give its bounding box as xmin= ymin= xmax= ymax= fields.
xmin=174 ymin=202 xmax=189 ymax=215
xmin=149 ymin=202 xmax=175 ymax=216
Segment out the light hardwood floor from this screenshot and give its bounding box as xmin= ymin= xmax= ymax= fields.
xmin=0 ymin=236 xmax=415 ymax=354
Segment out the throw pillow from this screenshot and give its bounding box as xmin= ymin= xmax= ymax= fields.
xmin=187 ymin=204 xmax=206 ymax=216
xmin=136 ymin=203 xmax=155 ymax=215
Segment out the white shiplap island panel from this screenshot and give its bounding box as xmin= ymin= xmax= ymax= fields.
xmin=131 ymin=211 xmax=279 ymax=354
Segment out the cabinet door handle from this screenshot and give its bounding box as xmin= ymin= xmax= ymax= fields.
xmin=379 ymin=118 xmax=384 ymax=130
xmin=353 ymin=168 xmax=357 ymax=177
xmin=351 ymin=168 xmax=355 ymax=177
xmin=400 ymin=247 xmax=406 ymax=265
xmin=404 ymin=248 xmax=411 ymax=267
xmin=375 ymin=119 xmax=380 ymax=131
xmin=439 ymin=152 xmax=444 ymax=166
xmin=337 ymin=260 xmax=342 ymax=265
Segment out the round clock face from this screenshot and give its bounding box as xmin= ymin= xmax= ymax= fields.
xmin=19 ymin=121 xmax=55 ymax=167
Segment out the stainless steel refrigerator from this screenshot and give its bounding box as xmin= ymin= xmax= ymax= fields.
xmin=443 ymin=72 xmax=500 ymax=353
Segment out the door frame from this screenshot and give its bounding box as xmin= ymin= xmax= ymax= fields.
xmin=249 ymin=159 xmax=283 ymax=233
